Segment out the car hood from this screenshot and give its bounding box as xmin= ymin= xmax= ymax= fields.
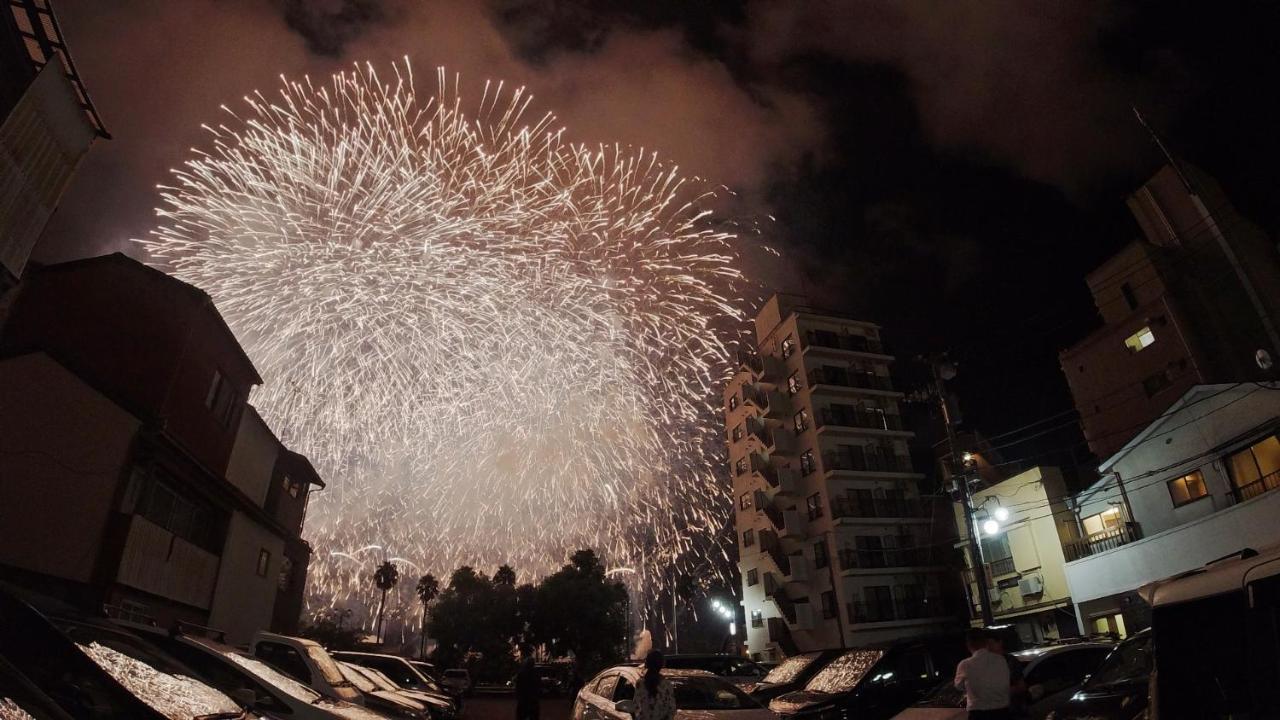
xmin=315 ymin=698 xmax=392 ymax=720
xmin=676 ymin=709 xmax=777 ymax=720
xmin=369 ymin=690 xmax=424 ymax=709
xmin=400 ymin=690 xmax=452 ymax=708
xmin=769 ymin=690 xmax=839 ymax=715
xmin=887 ymin=708 xmax=965 ymax=720
xmin=1054 ymin=682 xmax=1147 ymax=719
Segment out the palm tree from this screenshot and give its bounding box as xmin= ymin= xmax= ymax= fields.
xmin=374 ymin=560 xmax=400 ymax=644
xmin=415 ymin=574 xmax=439 ymax=657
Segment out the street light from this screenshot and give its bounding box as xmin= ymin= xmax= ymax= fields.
xmin=982 ymin=519 xmax=1000 ymax=536
xmin=993 ymin=506 xmax=1009 ymax=522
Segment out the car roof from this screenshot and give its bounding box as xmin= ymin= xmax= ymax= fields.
xmin=1012 ymin=643 xmax=1113 ymax=662
xmin=333 ymin=651 xmax=408 ymax=661
xmin=598 ymin=666 xmax=715 ymax=679
xmin=255 ymin=631 xmax=320 ymax=648
xmin=1141 ymin=545 xmax=1280 ymax=608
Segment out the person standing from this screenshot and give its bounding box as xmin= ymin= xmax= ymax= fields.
xmin=634 ymin=651 xmax=676 ymax=720
xmin=515 ymin=643 xmax=541 ymax=720
xmin=987 ymin=631 xmax=1028 ymax=718
xmin=954 ymin=628 xmax=1011 ymax=719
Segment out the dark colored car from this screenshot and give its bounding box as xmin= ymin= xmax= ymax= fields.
xmin=749 ymin=650 xmax=843 ymax=702
xmin=1045 ymin=630 xmax=1151 ymax=720
xmin=768 ymin=633 xmax=979 ymax=720
xmin=662 ymin=654 xmax=769 ymax=688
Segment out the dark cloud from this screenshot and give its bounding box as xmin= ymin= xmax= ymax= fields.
xmin=277 ymin=0 xmax=405 ymax=57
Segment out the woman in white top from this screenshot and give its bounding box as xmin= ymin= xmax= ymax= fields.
xmin=634 ymin=651 xmax=676 ymax=720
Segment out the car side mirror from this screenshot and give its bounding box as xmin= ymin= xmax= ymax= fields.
xmin=614 ymin=699 xmax=636 ymax=715
xmin=1027 ymin=684 xmax=1045 ymax=701
xmin=230 ymin=688 xmax=258 ymax=708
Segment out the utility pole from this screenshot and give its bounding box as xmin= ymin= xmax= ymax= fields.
xmin=930 ymin=356 xmax=995 ymax=626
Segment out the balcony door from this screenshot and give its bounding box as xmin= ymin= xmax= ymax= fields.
xmin=1227 ymin=434 xmax=1280 ymax=502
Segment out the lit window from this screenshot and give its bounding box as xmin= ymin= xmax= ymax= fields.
xmin=735 ymin=457 xmax=748 ymax=476
xmin=800 ymin=450 xmax=816 ymax=476
xmin=1227 ymin=434 xmax=1280 ymax=501
xmin=742 ymin=529 xmax=755 ymax=548
xmin=256 ymin=548 xmax=271 ymax=577
xmin=746 ymin=569 xmax=759 ymax=586
xmin=750 ymin=610 xmax=763 ymax=628
xmin=1081 ymin=507 xmax=1123 ymax=537
xmin=1167 ymin=470 xmax=1208 ymax=507
xmin=781 ymin=336 xmax=796 ymax=360
xmin=1124 ymin=326 xmax=1156 ymax=353
xmin=739 ymin=492 xmax=752 ymax=510
xmin=728 ymin=394 xmax=739 ymax=411
xmin=806 ymin=492 xmax=824 ymax=520
xmin=794 ymin=409 xmax=809 ymax=433
xmin=787 ymin=372 xmax=802 ymax=396
xmin=731 ymin=424 xmax=744 ymax=442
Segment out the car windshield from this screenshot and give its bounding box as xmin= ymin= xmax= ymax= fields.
xmin=0 ymin=698 xmax=38 ymax=720
xmin=224 ymin=650 xmax=323 ymax=703
xmin=761 ymin=653 xmax=821 ymax=686
xmin=668 ymin=676 xmax=760 ymax=710
xmin=804 ymin=650 xmax=885 ymax=694
xmin=354 ymin=665 xmax=397 ymax=692
xmin=338 ymin=663 xmax=378 ymax=693
xmin=76 ymin=641 xmax=242 ymax=719
xmin=1082 ymin=635 xmax=1152 ymax=689
xmin=303 ymin=644 xmax=351 ymax=687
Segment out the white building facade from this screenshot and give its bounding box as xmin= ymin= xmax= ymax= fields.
xmin=1063 ymin=383 xmax=1280 ymax=637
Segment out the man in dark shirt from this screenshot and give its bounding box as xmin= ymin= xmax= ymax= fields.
xmin=515 ymin=643 xmax=541 ymax=720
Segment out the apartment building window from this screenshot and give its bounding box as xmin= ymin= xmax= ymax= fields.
xmin=787 ymin=371 xmax=802 ymax=396
xmin=732 ymin=424 xmax=744 ymax=442
xmin=1082 ymin=507 xmax=1123 ymax=537
xmin=856 ymin=535 xmax=885 ymax=567
xmin=742 ymin=529 xmax=755 ymax=548
xmin=283 ymin=474 xmax=302 ymax=499
xmin=813 ymin=540 xmax=829 ymax=569
xmin=981 ymin=534 xmax=1013 ymax=569
xmin=781 ymin=335 xmax=796 ymax=359
xmin=1142 ymin=370 xmax=1172 ymax=398
xmin=821 ymin=591 xmax=837 ymax=619
xmin=740 ymin=492 xmax=753 ymax=510
xmin=800 ymin=450 xmax=816 ymax=476
xmin=729 ymin=393 xmax=739 ymax=411
xmin=1227 ymin=433 xmax=1280 ymax=501
xmin=1124 ymin=326 xmax=1156 ymax=353
xmin=793 ymin=409 xmax=809 ymax=433
xmin=806 ymin=493 xmax=824 ymax=520
xmin=1167 ymin=470 xmax=1208 ymax=507
xmin=865 ymin=586 xmax=893 ymax=622
xmin=1121 ymin=282 xmax=1138 ymax=311
xmin=750 ymin=610 xmax=764 ymax=628
xmin=735 ymin=457 xmax=749 ymax=476
xmin=746 ymin=568 xmax=759 ymax=586
xmin=256 ymin=549 xmax=271 ymax=577
xmin=134 ymin=472 xmax=225 ymax=553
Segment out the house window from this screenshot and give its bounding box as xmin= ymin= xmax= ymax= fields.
xmin=793 ymin=409 xmax=809 ymax=433
xmin=746 ymin=568 xmax=759 ymax=586
xmin=731 ymin=424 xmax=744 ymax=442
xmin=1167 ymin=470 xmax=1208 ymax=507
xmin=787 ymin=372 xmax=802 ymax=396
xmin=813 ymin=540 xmax=829 ymax=569
xmin=205 ymin=369 xmax=238 ymax=428
xmin=282 ymin=474 xmax=302 ymax=499
xmin=740 ymin=492 xmax=753 ymax=511
xmin=728 ymin=394 xmax=739 ymax=411
xmin=1142 ymin=370 xmax=1172 ymax=397
xmin=278 ymin=556 xmax=294 ymax=591
xmin=806 ymin=493 xmax=824 ymax=520
xmin=981 ymin=534 xmax=1012 ymax=562
xmin=821 ymin=591 xmax=837 ymax=619
xmin=1227 ymin=434 xmax=1280 ymax=501
xmin=742 ymin=529 xmax=755 ymax=548
xmin=256 ymin=548 xmax=271 ymax=577
xmin=781 ymin=335 xmax=796 ymax=360
xmin=1082 ymin=507 xmax=1123 ymax=536
xmin=735 ymin=457 xmax=749 ymax=476
xmin=1121 ymin=282 xmax=1138 ymax=311
xmin=1124 ymin=326 xmax=1156 ymax=353
xmin=750 ymin=610 xmax=763 ymax=628
xmin=800 ymin=450 xmax=816 ymax=476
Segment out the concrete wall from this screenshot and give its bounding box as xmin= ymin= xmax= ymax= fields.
xmin=0 ymin=353 xmax=136 ymax=583
xmin=226 ymin=406 xmax=279 ymax=506
xmin=208 ymin=511 xmax=286 ymax=645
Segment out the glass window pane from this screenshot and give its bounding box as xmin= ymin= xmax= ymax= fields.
xmin=1230 ymin=447 xmax=1262 ymax=486
xmin=1252 ymin=436 xmax=1280 ymax=477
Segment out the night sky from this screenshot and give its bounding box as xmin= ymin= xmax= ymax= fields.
xmin=36 ymin=0 xmax=1280 ymax=483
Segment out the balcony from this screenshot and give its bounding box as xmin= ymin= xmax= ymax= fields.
xmin=763 ymin=501 xmax=807 ymax=539
xmin=823 ymin=447 xmax=915 ymax=475
xmin=737 ymin=350 xmax=764 ymax=376
xmin=763 ymin=572 xmax=798 ymax=626
xmin=1234 ymin=469 xmax=1280 ymax=503
xmin=1062 ymin=523 xmax=1142 ymax=562
xmin=765 ymin=466 xmax=799 ymax=497
xmin=803 ymin=331 xmax=888 ymax=356
xmin=848 ymin=596 xmax=943 ymax=624
xmin=838 ymin=545 xmax=933 ymax=571
xmin=807 ymin=367 xmax=896 ymax=394
xmin=817 ymin=406 xmax=905 ymax=433
xmin=747 ymin=418 xmax=795 ymax=456
xmin=829 ymin=495 xmax=926 ymax=520
xmin=744 ymin=384 xmax=789 ymax=418
xmin=785 ymin=553 xmax=810 ymax=584
xmin=759 ymin=529 xmax=792 ymax=576
xmin=767 ymin=617 xmax=800 ymax=655
xmin=749 ymin=452 xmax=778 ymax=487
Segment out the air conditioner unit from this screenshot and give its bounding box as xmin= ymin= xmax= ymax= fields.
xmin=1018 ymin=575 xmax=1044 ymax=597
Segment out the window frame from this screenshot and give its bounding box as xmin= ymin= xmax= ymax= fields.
xmin=813 ymin=539 xmax=829 ymax=569
xmin=800 ymin=450 xmax=816 ymax=476
xmin=742 ymin=529 xmax=755 ymax=548
xmin=821 ymin=591 xmax=837 ymax=619
xmin=735 ymin=457 xmax=749 ymax=476
xmin=781 ymin=335 xmax=796 ymax=360
xmin=1124 ymin=326 xmax=1156 ymax=353
xmin=794 ymin=409 xmax=809 ymax=433
xmin=1167 ymin=470 xmax=1209 ymax=507
xmin=750 ymin=610 xmax=764 ymax=628
xmin=256 ymin=548 xmax=271 ymax=577
xmin=806 ymin=492 xmax=824 ymax=520
xmin=739 ymin=492 xmax=752 ymax=511
xmin=787 ymin=372 xmax=802 ymax=396
xmin=746 ymin=568 xmax=759 ymax=586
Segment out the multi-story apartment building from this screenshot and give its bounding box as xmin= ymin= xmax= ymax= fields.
xmin=1060 ymin=163 xmax=1280 ymax=460
xmin=0 ymin=254 xmax=320 ymax=639
xmin=730 ymin=293 xmax=953 ymax=660
xmin=1063 ymin=383 xmax=1280 ymax=638
xmin=1 ymin=0 xmax=108 ymax=290
xmin=953 ymin=466 xmax=1082 ymax=644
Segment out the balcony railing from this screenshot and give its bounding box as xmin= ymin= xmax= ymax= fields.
xmin=823 ymin=449 xmax=914 ymax=474
xmin=838 ymin=545 xmax=932 ymax=570
xmin=807 ymin=368 xmax=895 ymax=392
xmin=750 ymin=453 xmax=778 ymax=487
xmin=1234 ymin=470 xmax=1280 ymax=503
xmin=804 ymin=331 xmax=886 ymax=355
xmin=847 ymin=596 xmax=942 ymax=624
xmin=1063 ymin=523 xmax=1142 ymax=562
xmin=829 ymin=495 xmax=926 ymax=520
xmin=817 ymin=407 xmax=904 ymax=432
xmin=767 ymin=616 xmax=799 ymax=655
xmin=988 ymin=556 xmax=1016 ymax=577
xmin=760 ymin=529 xmax=791 ymax=576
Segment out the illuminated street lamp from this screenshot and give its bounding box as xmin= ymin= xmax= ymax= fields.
xmin=982 ymin=519 xmax=1001 ymax=536
xmin=993 ymin=506 xmax=1009 ymax=522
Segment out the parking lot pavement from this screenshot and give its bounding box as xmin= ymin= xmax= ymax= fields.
xmin=463 ymin=695 xmax=574 ymax=720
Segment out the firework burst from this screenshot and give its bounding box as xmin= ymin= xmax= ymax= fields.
xmin=141 ymin=61 xmax=746 ymax=629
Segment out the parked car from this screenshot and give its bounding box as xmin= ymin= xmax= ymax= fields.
xmin=749 ymin=650 xmax=843 ymax=702
xmin=337 ymin=661 xmax=428 ymax=718
xmin=892 ymin=642 xmax=1113 ymax=720
xmin=442 ymin=668 xmax=472 ymax=696
xmin=145 ymin=631 xmax=387 ymax=720
xmin=345 ymin=663 xmax=458 ymax=720
xmin=332 ymin=651 xmax=461 ymax=708
xmin=768 ymin=633 xmax=985 ymax=720
xmin=0 ymin=654 xmax=75 ymax=720
xmin=251 ymin=631 xmax=365 ymax=706
xmin=1044 ymin=631 xmax=1151 ymax=720
xmin=574 ymin=666 xmax=774 ymax=720
xmin=0 ymin=584 xmax=247 ymax=720
xmin=663 ymin=654 xmax=769 ymax=689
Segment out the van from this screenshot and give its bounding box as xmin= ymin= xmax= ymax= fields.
xmin=250 ymin=631 xmax=364 ymax=705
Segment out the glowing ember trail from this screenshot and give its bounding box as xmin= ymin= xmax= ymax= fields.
xmin=140 ymin=61 xmax=748 ymax=629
